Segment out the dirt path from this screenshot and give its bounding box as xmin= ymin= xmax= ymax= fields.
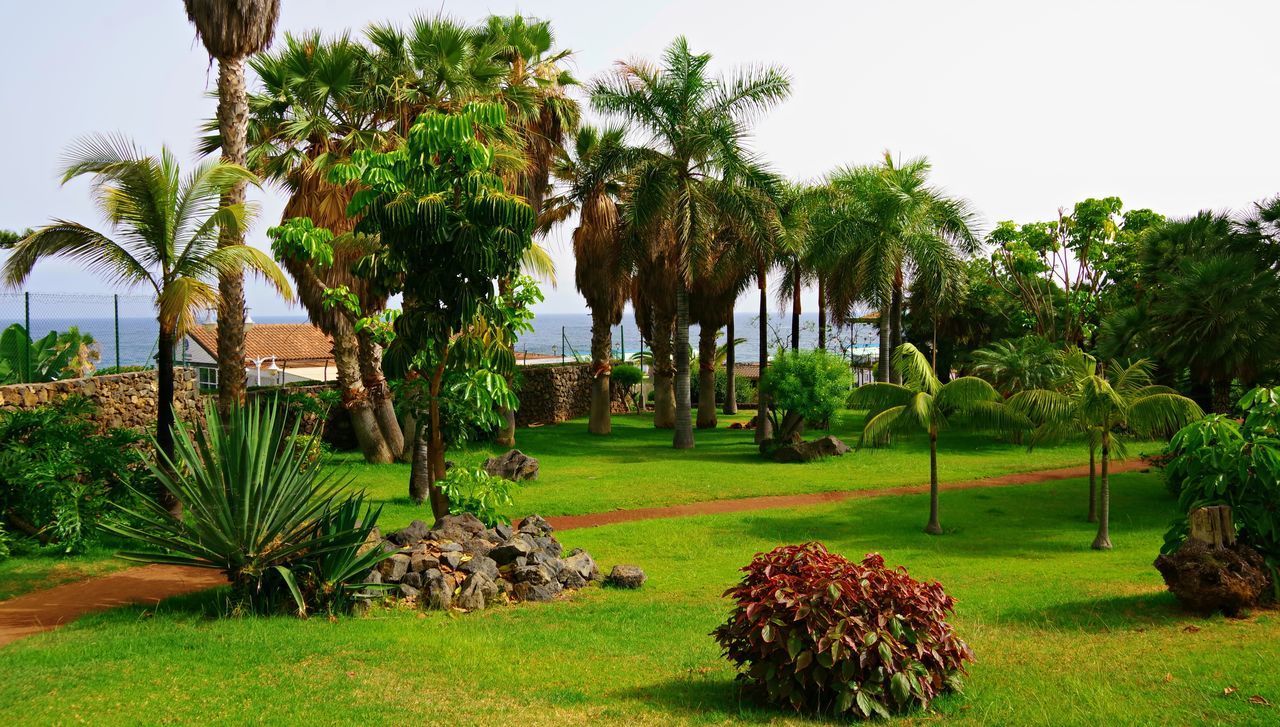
xmin=0 ymin=564 xmax=224 ymax=648
xmin=0 ymin=459 xmax=1148 ymax=648
xmin=542 ymin=459 xmax=1150 ymax=530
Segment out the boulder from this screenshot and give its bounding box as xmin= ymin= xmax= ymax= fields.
xmin=434 ymin=513 xmax=487 ymax=536
xmin=396 ymin=583 xmax=421 ymax=600
xmin=456 ymin=572 xmax=500 ymax=611
xmin=1154 ymin=540 xmax=1271 ymax=617
xmin=492 ymin=523 xmax=513 ymax=541
xmin=379 ymin=553 xmax=411 ymax=582
xmin=606 ymin=564 xmax=647 ymax=589
xmin=410 ymin=552 xmax=439 ymax=573
xmin=463 ymin=538 xmax=494 ymax=558
xmin=562 ymin=549 xmax=599 ymax=582
xmin=402 ymin=571 xmax=423 ymax=589
xmin=513 ymin=564 xmax=554 ymax=586
xmin=533 ymin=536 xmax=563 ymax=558
xmin=459 ymin=555 xmax=499 ymax=581
xmin=770 ymin=435 xmax=852 ymax=464
xmin=420 ymin=569 xmax=452 ymax=610
xmin=558 ymin=568 xmax=587 ymax=589
xmin=484 ymin=449 xmax=540 ymax=482
xmin=512 ymin=579 xmax=563 ymax=602
xmin=389 ymin=519 xmax=430 ymax=546
xmin=440 ymin=551 xmax=463 ymax=570
xmin=518 ymin=514 xmax=554 ymax=536
xmin=490 ymin=539 xmax=532 ymax=565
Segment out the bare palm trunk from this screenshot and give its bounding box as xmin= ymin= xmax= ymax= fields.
xmin=334 ymin=327 xmax=393 ymax=464
xmin=816 ymin=276 xmax=827 ymax=350
xmin=1091 ymin=432 xmax=1112 ymax=550
xmin=495 ymin=282 xmax=517 ymax=448
xmin=426 ymin=363 xmax=450 ymax=523
xmin=755 ymin=267 xmax=773 ymax=443
xmin=890 ymin=269 xmax=904 ymax=384
xmin=156 ymin=324 xmax=182 ymax=518
xmin=357 ymin=332 xmax=404 ymax=456
xmin=1211 ymin=380 xmax=1232 ymax=414
xmin=408 ymin=417 xmax=430 ymax=504
xmin=650 ymin=324 xmax=676 ymax=429
xmin=673 ymin=283 xmax=694 ymax=449
xmin=588 ymin=308 xmax=613 ymax=435
xmin=723 ymin=313 xmax=737 ymax=415
xmin=1087 ymin=442 xmax=1098 ymax=523
xmin=697 ymin=324 xmax=718 ymax=429
xmin=877 ymin=309 xmax=891 ymax=383
xmin=214 ymin=55 xmax=248 ymax=416
xmin=791 ymin=264 xmax=801 ymax=352
xmin=925 ymin=430 xmax=942 ymax=535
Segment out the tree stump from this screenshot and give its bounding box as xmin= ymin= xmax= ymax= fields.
xmin=1188 ymin=505 xmax=1236 ymax=549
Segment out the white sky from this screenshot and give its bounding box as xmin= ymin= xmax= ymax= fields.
xmin=2 ymin=0 xmax=1278 ymax=316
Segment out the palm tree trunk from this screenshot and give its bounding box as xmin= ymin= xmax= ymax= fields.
xmin=650 ymin=324 xmax=676 ymax=429
xmin=408 ymin=418 xmax=430 ymax=504
xmin=877 ymin=309 xmax=891 ymax=383
xmin=790 ymin=264 xmax=801 ymax=352
xmin=214 ymin=55 xmax=248 ymax=416
xmin=495 ymin=278 xmax=518 ymax=448
xmin=356 ymin=332 xmax=404 ymax=456
xmin=1211 ymin=380 xmax=1233 ymax=414
xmin=817 ymin=276 xmax=827 ymax=351
xmin=588 ymin=308 xmax=612 ymax=435
xmin=1087 ymin=442 xmax=1098 ymax=523
xmin=723 ymin=313 xmax=737 ymax=415
xmin=333 ymin=327 xmax=394 ymax=464
xmin=756 ymin=266 xmax=773 ymax=444
xmin=890 ymin=270 xmax=904 ymax=385
xmin=427 ymin=363 xmax=450 ymax=523
xmin=156 ymin=323 xmax=181 ymax=518
xmin=1091 ymin=431 xmax=1112 ymax=550
xmin=673 ymin=283 xmax=694 ymax=449
xmin=925 ymin=430 xmax=942 ymax=535
xmin=697 ymin=324 xmax=718 ymax=429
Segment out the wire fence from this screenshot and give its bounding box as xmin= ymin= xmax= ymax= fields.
xmin=0 ymin=292 xmax=159 ymax=375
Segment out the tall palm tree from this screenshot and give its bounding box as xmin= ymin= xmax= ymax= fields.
xmin=542 ymin=125 xmax=632 ymax=434
xmin=2 ymin=136 xmax=292 ymax=514
xmin=184 ymin=0 xmax=281 ymax=416
xmin=591 ymin=37 xmax=790 ymax=450
xmin=851 ymin=343 xmax=1028 ymax=535
xmin=1011 ymin=357 xmax=1202 ymax=549
xmin=825 ymin=155 xmax=979 ymax=383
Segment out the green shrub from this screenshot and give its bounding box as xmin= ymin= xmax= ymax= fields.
xmin=611 ymin=364 xmax=644 ymax=388
xmin=713 ymin=543 xmax=974 ymax=720
xmin=760 ymin=349 xmax=852 ymax=440
xmin=439 ymin=466 xmax=518 ymax=527
xmin=104 ymin=401 xmax=389 ymax=616
xmin=0 ymin=397 xmax=147 ymax=553
xmin=1162 ymin=387 xmax=1280 ymax=593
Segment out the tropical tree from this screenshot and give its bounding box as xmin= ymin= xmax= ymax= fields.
xmin=1011 ymin=357 xmax=1202 ymax=549
xmin=851 ymin=344 xmax=1028 ymax=535
xmin=542 ymin=125 xmax=631 ymax=434
xmin=591 ymin=37 xmax=791 ymax=449
xmin=967 ymin=336 xmax=1067 ymax=397
xmin=2 ymin=136 xmax=292 ymax=514
xmin=823 ymin=155 xmax=980 ymax=383
xmin=183 ymin=0 xmax=281 ymax=415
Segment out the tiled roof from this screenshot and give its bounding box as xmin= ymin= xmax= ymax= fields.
xmin=733 ymin=363 xmax=762 ymax=380
xmin=187 ymin=323 xmax=334 ymax=364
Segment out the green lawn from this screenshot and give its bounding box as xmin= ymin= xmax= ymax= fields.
xmin=0 ymin=545 xmax=129 ymax=601
xmin=344 ymin=410 xmax=1144 ymax=531
xmin=0 ymin=471 xmax=1275 ymax=725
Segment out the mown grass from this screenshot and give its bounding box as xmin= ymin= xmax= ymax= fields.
xmin=0 ymin=545 xmax=128 ymax=601
xmin=0 ymin=472 xmax=1274 ymax=725
xmin=340 ymin=410 xmax=1146 ymax=531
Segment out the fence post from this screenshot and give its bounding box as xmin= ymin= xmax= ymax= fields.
xmin=620 ymin=325 xmax=625 ymax=363
xmin=23 ymin=291 xmax=30 ymax=379
xmin=561 ymin=326 xmax=566 ymax=364
xmin=114 ymin=294 xmax=121 ymax=371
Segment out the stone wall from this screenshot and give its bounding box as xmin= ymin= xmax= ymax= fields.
xmin=515 ymin=363 xmax=630 ymax=426
xmin=0 ymin=370 xmax=200 ymax=432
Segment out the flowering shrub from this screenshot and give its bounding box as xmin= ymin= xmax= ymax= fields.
xmin=712 ymin=542 xmax=974 ymax=719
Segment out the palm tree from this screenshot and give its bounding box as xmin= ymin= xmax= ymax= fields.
xmin=2 ymin=136 xmax=292 ymax=514
xmin=542 ymin=125 xmax=632 ymax=434
xmin=183 ymin=0 xmax=281 ymax=416
xmin=968 ymin=336 xmax=1067 ymax=397
xmin=1011 ymin=357 xmax=1202 ymax=549
xmin=851 ymin=343 xmax=1028 ymax=535
xmin=591 ymin=37 xmax=790 ymax=450
xmin=824 ymin=155 xmax=979 ymax=383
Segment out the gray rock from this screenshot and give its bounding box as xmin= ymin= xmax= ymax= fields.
xmin=513 ymin=564 xmax=553 ymax=586
xmin=379 ymin=539 xmax=400 ymax=555
xmin=463 ymin=538 xmax=494 ymax=558
xmin=455 ymin=572 xmax=500 ymax=611
xmin=528 ymin=551 xmax=564 ymax=579
xmin=533 ymin=536 xmax=562 ymax=558
xmin=379 ymin=553 xmax=411 ymax=582
xmin=397 ymin=583 xmax=421 ymax=599
xmin=440 ymin=551 xmax=463 ymax=570
xmin=433 ymin=513 xmax=487 ymax=536
xmin=438 ymin=542 xmax=464 ymax=553
xmin=420 ymin=569 xmax=452 ymax=610
xmin=402 ymin=571 xmax=423 ymax=589
xmin=512 ymin=580 xmax=562 ymax=602
xmin=770 ymin=435 xmax=852 ymax=464
xmin=490 ymin=539 xmax=532 ymax=565
xmin=389 ymin=519 xmax=430 ymax=546
xmin=562 ymin=550 xmax=600 ymax=582
xmin=410 ymin=552 xmax=439 ymax=573
xmin=459 ymin=555 xmax=499 ymax=581
xmin=360 ymin=568 xmax=383 ymax=596
xmin=606 ymin=564 xmax=647 ymax=589
xmin=484 ymin=449 xmax=540 ymax=482
xmin=558 ymin=568 xmax=587 ymax=589
xmin=492 ymin=523 xmax=513 ymax=541
xmin=518 ymin=514 xmax=554 ymax=535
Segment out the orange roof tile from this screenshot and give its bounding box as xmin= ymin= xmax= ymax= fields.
xmin=187 ymin=323 xmax=334 ymax=364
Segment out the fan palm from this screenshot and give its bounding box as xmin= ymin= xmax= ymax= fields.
xmin=824 ymin=155 xmax=979 ymax=383
xmin=2 ymin=136 xmax=292 ymax=513
xmin=184 ymin=0 xmax=281 ymax=415
xmin=542 ymin=124 xmax=632 ymax=434
xmin=851 ymin=343 xmax=1029 ymax=535
xmin=968 ymin=336 xmax=1067 ymax=397
xmin=1010 ymin=356 xmax=1203 ymax=549
xmin=591 ymin=36 xmax=790 ymax=449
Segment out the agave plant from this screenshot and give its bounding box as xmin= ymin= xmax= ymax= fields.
xmin=104 ymin=400 xmax=387 ymax=615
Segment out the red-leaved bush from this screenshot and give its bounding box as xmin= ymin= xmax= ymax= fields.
xmin=712 ymin=542 xmax=974 ymax=719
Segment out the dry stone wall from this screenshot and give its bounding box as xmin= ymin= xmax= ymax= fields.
xmin=0 ymin=370 xmax=199 ymax=432
xmin=515 ymin=363 xmax=629 ymax=426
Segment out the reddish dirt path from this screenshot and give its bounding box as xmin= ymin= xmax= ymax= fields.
xmin=542 ymin=459 xmax=1150 ymax=531
xmin=0 ymin=564 xmax=224 ymax=648
xmin=0 ymin=459 xmax=1148 ymax=647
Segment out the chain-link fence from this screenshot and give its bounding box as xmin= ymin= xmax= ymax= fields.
xmin=0 ymin=292 xmax=159 ymax=376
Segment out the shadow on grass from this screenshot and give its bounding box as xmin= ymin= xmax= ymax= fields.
xmin=617 ymin=675 xmax=845 ymax=725
xmin=1002 ymin=593 xmax=1186 ymax=632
